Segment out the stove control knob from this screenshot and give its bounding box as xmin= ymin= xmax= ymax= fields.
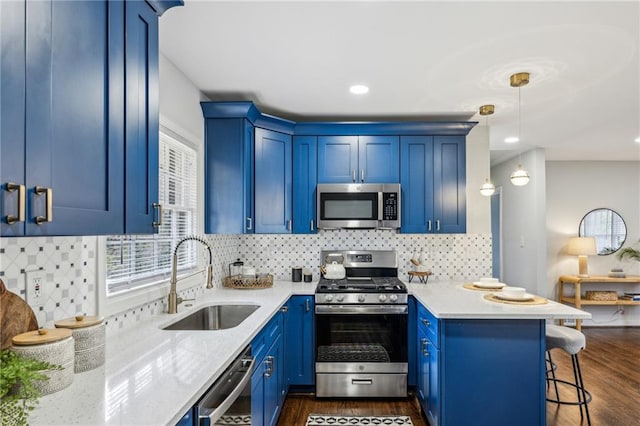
xmin=389 ymin=294 xmax=398 ymax=302
xmin=324 ymin=294 xmax=334 ymax=302
xmin=379 ymin=294 xmax=388 ymax=302
xmin=336 ymin=295 xmax=344 ymax=302
xmin=358 ymin=295 xmax=366 ymax=303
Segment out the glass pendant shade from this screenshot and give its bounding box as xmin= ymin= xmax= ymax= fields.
xmin=480 ymin=179 xmax=496 ymax=196
xmin=510 ymin=164 xmax=530 ymax=186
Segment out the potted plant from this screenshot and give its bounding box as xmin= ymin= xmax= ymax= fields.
xmin=0 ymin=349 xmax=60 ymax=426
xmin=617 ymin=243 xmax=640 ymax=262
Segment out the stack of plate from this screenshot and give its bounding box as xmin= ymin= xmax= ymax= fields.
xmin=472 ymin=277 xmax=506 ymax=289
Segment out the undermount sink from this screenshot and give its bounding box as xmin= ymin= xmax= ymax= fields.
xmin=163 ymin=304 xmax=260 ymax=331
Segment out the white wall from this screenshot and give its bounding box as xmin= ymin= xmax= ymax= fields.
xmin=466 ymin=125 xmax=491 ymax=235
xmin=491 ymin=148 xmax=547 ymax=295
xmin=546 ymin=161 xmax=640 ymax=326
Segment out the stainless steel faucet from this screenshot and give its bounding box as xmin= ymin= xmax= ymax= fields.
xmin=168 ymin=235 xmax=214 ymax=314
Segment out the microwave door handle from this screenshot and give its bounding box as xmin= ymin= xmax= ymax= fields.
xmin=378 ymin=192 xmax=383 ymax=221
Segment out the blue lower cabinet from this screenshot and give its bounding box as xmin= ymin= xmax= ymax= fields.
xmin=251 ymin=311 xmax=285 ymax=426
xmin=175 ymin=407 xmax=194 ymax=426
xmin=416 ymin=302 xmax=545 ymax=426
xmin=286 ymin=296 xmax=315 ymax=386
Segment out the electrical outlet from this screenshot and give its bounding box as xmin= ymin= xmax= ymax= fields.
xmin=25 ymin=270 xmax=45 ymax=308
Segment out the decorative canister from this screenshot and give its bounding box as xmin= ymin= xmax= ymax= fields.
xmin=11 ymin=328 xmax=74 ymax=395
xmin=55 ymin=315 xmax=105 ymax=373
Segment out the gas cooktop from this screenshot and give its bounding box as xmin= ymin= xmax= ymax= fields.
xmin=316 ymin=277 xmax=407 ymax=293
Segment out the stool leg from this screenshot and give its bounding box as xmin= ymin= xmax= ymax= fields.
xmin=547 ymin=351 xmax=560 ymax=400
xmin=573 ymin=354 xmax=592 ymax=426
xmin=570 ymin=355 xmax=584 ymax=419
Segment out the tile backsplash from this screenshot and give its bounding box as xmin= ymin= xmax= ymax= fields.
xmin=1 ymin=231 xmax=491 ymax=333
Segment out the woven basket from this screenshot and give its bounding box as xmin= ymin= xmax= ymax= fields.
xmin=223 ymin=274 xmax=273 ymax=289
xmin=585 ymin=290 xmax=618 ymax=301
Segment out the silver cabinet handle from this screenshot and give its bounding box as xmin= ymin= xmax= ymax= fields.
xmin=281 ymin=306 xmax=288 ymax=313
xmin=427 ymin=220 xmax=432 ymax=231
xmin=287 ymin=219 xmax=292 ymax=232
xmin=360 ymin=170 xmax=365 ymax=182
xmin=421 ymin=318 xmax=430 ymax=327
xmin=246 ymin=217 xmax=252 ymax=231
xmin=310 ymin=219 xmax=314 ymax=231
xmin=152 ymin=202 xmax=162 ymax=228
xmin=352 ymin=170 xmax=356 ymax=182
xmin=4 ymin=182 xmax=25 ymax=224
xmin=264 ymin=355 xmax=274 ymax=377
xmin=305 ymin=298 xmax=310 ymax=312
xmin=436 ymin=220 xmax=441 ymax=232
xmin=421 ymin=338 xmax=429 ymax=356
xmin=34 ymin=186 xmax=52 ymax=224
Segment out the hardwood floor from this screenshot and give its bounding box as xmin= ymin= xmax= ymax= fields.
xmin=278 ymin=327 xmax=640 ymax=426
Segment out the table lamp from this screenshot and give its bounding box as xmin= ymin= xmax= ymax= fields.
xmin=567 ymin=237 xmax=597 ymax=277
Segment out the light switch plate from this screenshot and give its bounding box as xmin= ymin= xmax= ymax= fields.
xmin=25 ymin=269 xmax=45 ymax=308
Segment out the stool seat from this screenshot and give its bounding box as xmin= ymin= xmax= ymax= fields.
xmin=546 ymin=324 xmax=586 ymax=355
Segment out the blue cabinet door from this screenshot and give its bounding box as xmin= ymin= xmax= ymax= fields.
xmin=286 ymin=296 xmax=315 ymax=386
xmin=433 ymin=136 xmax=466 ymax=234
xmin=255 ymin=128 xmax=292 ymax=233
xmin=400 ymin=136 xmax=434 ymax=233
xmin=317 ymin=136 xmax=358 ymax=183
xmin=358 ymin=135 xmax=399 ymax=183
xmin=292 ymin=136 xmax=317 ymax=234
xmin=251 ymin=363 xmax=265 ymax=426
xmin=23 ymin=0 xmax=125 ymax=236
xmin=416 ymin=327 xmax=428 ymax=413
xmin=204 ymin=118 xmax=254 ymax=234
xmin=125 ymin=0 xmax=160 ymax=234
xmin=0 ymin=0 xmax=26 ymax=237
xmin=425 ymin=337 xmax=440 ymax=426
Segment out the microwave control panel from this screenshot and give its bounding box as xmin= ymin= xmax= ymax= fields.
xmin=382 ymin=192 xmax=398 ymax=221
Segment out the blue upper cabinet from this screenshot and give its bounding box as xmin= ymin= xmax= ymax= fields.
xmin=400 ymin=135 xmax=466 ymax=234
xmin=0 ymin=0 xmax=181 ymax=237
xmin=125 ymin=0 xmax=160 ymax=234
xmin=293 ymin=136 xmax=317 ymax=234
xmin=203 ymin=118 xmax=254 ymax=234
xmin=317 ymin=135 xmax=398 ymax=183
xmin=255 ymin=128 xmax=292 ymax=233
xmin=201 ymin=102 xmax=295 ymax=234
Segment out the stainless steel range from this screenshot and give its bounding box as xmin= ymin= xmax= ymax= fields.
xmin=315 ymin=250 xmax=408 ymax=398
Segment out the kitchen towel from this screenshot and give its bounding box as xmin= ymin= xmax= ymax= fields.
xmin=306 ymin=414 xmax=413 ymax=425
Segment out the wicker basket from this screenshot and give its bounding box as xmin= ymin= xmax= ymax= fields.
xmin=224 ymin=274 xmax=274 ymax=289
xmin=585 ymin=290 xmax=618 ymax=301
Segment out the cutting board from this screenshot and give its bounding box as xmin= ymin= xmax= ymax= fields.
xmin=0 ymin=278 xmax=39 ymax=350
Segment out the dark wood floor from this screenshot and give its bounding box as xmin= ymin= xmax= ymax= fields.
xmin=278 ymin=327 xmax=640 ymax=426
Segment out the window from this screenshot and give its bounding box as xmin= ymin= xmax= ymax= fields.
xmin=105 ymin=130 xmax=198 ymax=295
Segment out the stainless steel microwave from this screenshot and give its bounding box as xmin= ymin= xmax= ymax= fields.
xmin=316 ymin=183 xmax=401 ymax=229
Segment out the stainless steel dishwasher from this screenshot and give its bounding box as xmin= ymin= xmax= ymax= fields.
xmin=195 ymin=345 xmax=254 ymax=426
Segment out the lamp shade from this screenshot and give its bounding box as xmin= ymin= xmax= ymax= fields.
xmin=567 ymin=237 xmax=597 ymax=256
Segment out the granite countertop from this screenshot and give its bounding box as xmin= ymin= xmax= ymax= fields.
xmin=27 ymin=279 xmax=589 ymax=426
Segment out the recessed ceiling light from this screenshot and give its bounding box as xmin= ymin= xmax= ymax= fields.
xmin=635 ymin=136 xmax=640 ymax=143
xmin=349 ymin=84 xmax=369 ymax=95
xmin=504 ymin=136 xmax=519 ymax=143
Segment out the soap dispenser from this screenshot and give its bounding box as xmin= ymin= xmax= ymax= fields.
xmin=228 ymin=259 xmax=244 ymax=277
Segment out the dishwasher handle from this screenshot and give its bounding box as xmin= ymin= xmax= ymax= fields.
xmin=198 ymin=356 xmax=254 ymax=425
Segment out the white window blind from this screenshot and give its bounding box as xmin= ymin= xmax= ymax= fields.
xmin=106 ymin=131 xmax=198 ymax=295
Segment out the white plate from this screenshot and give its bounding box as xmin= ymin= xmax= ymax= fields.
xmin=473 ymin=281 xmax=506 ymax=289
xmin=494 ymin=292 xmax=535 ymax=301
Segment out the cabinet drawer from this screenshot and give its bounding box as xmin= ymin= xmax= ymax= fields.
xmin=251 ymin=311 xmax=283 ymax=364
xmin=417 ymin=303 xmax=440 ymax=348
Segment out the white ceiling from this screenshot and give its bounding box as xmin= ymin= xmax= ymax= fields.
xmin=159 ymin=1 xmax=640 ymax=164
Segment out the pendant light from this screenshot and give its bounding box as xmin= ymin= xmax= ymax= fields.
xmin=509 ymin=72 xmax=530 ymax=186
xmin=478 ymin=104 xmax=496 ymax=196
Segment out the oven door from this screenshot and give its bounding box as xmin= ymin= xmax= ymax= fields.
xmin=315 ymin=304 xmax=408 ymax=372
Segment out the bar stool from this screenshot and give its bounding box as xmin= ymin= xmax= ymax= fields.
xmin=545 ymin=324 xmax=592 ymax=425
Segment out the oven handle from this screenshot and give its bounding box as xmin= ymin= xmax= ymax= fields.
xmin=198 ymin=356 xmax=254 ymax=424
xmin=315 ymin=305 xmax=408 ymax=315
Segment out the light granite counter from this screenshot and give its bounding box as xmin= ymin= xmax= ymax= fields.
xmin=27 ymin=279 xmax=588 ymax=426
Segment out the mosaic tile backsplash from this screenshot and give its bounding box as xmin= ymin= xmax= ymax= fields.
xmin=0 ymin=231 xmax=491 ymax=334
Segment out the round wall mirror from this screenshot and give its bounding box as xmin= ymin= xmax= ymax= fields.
xmin=578 ymin=208 xmax=627 ymax=255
